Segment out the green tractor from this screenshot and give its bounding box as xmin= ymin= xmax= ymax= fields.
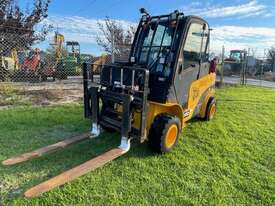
xmin=223 ymin=50 xmax=247 ymax=76
xmin=55 ymin=41 xmax=81 ymax=79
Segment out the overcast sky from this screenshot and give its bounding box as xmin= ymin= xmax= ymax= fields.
xmin=28 ymin=0 xmax=275 ymax=57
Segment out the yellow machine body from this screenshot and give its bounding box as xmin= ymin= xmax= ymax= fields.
xmin=132 ymin=73 xmax=216 ymax=139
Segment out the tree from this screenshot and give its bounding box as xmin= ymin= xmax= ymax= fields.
xmin=0 ymin=0 xmax=51 ymax=56
xmin=96 ymin=17 xmax=136 ymax=61
xmin=266 ymin=47 xmax=275 ymax=72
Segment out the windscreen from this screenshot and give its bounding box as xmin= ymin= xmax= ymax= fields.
xmin=230 ymin=51 xmax=242 ymax=62
xmin=136 ymin=18 xmax=174 ymax=69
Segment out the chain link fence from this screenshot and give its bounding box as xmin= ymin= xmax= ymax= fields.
xmin=1 ymin=29 xmax=274 ymax=108
xmin=0 ymin=31 xmax=131 ymax=107
xmin=217 ymin=47 xmax=275 ymax=88
xmin=1 ymin=33 xmax=97 ymax=82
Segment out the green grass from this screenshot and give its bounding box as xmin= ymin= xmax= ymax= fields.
xmin=0 ymin=86 xmax=274 ymax=206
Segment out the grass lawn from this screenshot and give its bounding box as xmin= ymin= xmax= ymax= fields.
xmin=0 ymin=86 xmax=274 ymax=206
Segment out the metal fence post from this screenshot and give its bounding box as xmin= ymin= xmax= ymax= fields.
xmin=221 ymin=45 xmax=225 ymax=87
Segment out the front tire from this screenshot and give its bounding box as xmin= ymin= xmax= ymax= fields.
xmin=148 ymin=114 xmax=181 ymax=154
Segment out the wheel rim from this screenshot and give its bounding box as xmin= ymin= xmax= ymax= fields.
xmin=209 ymin=103 xmax=216 ymax=119
xmin=165 ymin=124 xmax=178 ymax=148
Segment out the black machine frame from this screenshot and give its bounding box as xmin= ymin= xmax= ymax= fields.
xmin=83 ymin=62 xmax=150 ymax=142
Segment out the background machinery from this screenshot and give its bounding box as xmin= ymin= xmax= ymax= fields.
xmin=223 ymin=50 xmax=247 ymax=76
xmin=55 ymin=41 xmax=81 ymax=79
xmin=19 ymin=32 xmax=82 ymax=81
xmin=18 ymin=48 xmax=44 ymax=81
xmin=0 ymin=49 xmax=19 ymax=81
xmin=43 ymin=32 xmax=82 ymax=80
xmin=92 ymin=54 xmax=111 ymax=74
xmin=42 ymin=32 xmax=65 ymax=81
xmin=65 ymin=41 xmax=81 ymax=76
xmin=3 ymin=9 xmax=217 ymax=197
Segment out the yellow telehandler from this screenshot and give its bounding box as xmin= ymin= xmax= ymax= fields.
xmin=3 ymin=9 xmax=216 ymax=197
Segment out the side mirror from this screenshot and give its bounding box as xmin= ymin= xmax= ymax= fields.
xmin=140 ymin=8 xmax=148 ymax=15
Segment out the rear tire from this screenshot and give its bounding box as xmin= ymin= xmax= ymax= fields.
xmin=148 ymin=114 xmax=181 ymax=154
xmin=205 ymin=97 xmax=216 ymax=121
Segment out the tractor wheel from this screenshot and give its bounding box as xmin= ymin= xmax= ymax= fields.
xmin=205 ymin=97 xmax=217 ymax=121
xmin=148 ymin=114 xmax=181 ymax=154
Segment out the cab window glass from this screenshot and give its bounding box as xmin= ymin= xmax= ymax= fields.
xmin=139 ymin=26 xmax=155 ymax=63
xmin=183 ymin=23 xmax=208 ymax=69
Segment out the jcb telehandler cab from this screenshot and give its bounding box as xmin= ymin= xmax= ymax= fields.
xmin=84 ymin=9 xmax=216 ymax=153
xmin=3 ymin=9 xmax=216 ymax=197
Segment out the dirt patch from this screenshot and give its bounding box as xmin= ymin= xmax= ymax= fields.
xmin=0 ymin=78 xmax=83 ymax=108
xmin=24 ymin=88 xmax=82 ymax=106
xmin=0 ymin=84 xmax=30 ymax=107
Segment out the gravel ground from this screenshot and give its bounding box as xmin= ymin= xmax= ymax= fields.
xmin=0 ymin=76 xmax=85 ymax=108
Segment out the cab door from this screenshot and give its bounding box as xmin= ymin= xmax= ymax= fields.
xmin=173 ymin=18 xmax=209 ymax=107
